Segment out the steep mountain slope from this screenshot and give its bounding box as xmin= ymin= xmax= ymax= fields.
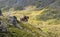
xmin=35 ymin=0 xmax=60 ymax=25
xmin=0 ymin=0 xmax=60 ymax=37
xmin=0 ymin=16 xmax=48 ymax=37
xmin=0 ymin=0 xmax=56 ymax=10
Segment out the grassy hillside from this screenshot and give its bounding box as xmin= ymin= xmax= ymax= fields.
xmin=0 ymin=0 xmax=60 ymax=37
xmin=0 ymin=15 xmax=48 ymax=37
xmin=1 ymin=6 xmax=60 ymax=37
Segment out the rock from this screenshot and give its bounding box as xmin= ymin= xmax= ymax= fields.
xmin=7 ymin=16 xmax=23 ymax=29
xmin=0 ymin=21 xmax=8 ymax=33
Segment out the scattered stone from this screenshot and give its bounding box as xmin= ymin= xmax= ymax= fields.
xmin=0 ymin=21 xmax=8 ymax=33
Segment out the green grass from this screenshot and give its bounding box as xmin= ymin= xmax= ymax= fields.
xmin=1 ymin=7 xmax=60 ymax=37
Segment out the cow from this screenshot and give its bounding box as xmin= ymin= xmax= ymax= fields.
xmin=20 ymin=15 xmax=29 ymax=22
xmin=0 ymin=10 xmax=2 ymax=16
xmin=12 ymin=16 xmax=18 ymax=26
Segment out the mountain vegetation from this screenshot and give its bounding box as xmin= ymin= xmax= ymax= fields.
xmin=0 ymin=0 xmax=60 ymax=37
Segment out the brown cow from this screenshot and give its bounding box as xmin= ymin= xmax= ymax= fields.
xmin=20 ymin=15 xmax=29 ymax=22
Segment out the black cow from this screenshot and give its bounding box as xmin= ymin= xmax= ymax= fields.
xmin=0 ymin=10 xmax=2 ymax=16
xmin=12 ymin=16 xmax=18 ymax=26
xmin=20 ymin=16 xmax=29 ymax=22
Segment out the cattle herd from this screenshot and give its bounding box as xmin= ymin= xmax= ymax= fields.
xmin=0 ymin=10 xmax=29 ymax=36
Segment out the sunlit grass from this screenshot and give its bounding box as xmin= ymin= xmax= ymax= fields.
xmin=2 ymin=7 xmax=60 ymax=37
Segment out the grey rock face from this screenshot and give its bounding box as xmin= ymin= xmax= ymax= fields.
xmin=0 ymin=20 xmax=8 ymax=33
xmin=7 ymin=16 xmax=23 ymax=29
xmin=0 ymin=0 xmax=57 ymax=10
